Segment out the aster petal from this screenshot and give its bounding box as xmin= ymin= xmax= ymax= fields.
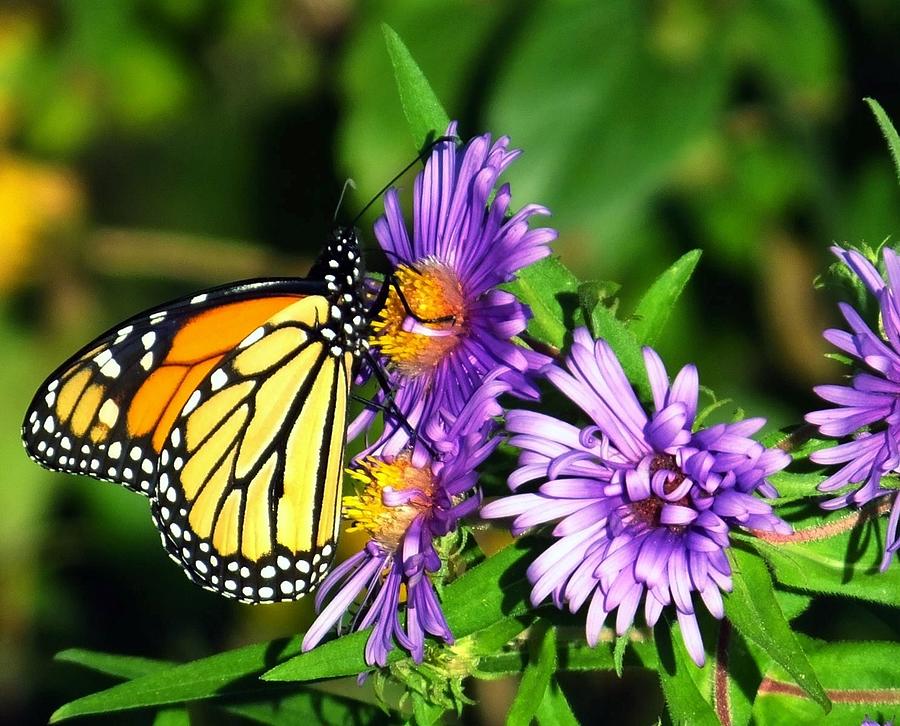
xmin=615 ymin=582 xmax=644 ymax=635
xmin=303 ymin=554 xmax=384 ymax=652
xmin=667 ymin=546 xmax=694 ymax=614
xmin=585 ymin=589 xmax=610 ymax=646
xmin=832 ymin=245 xmax=885 ymax=295
xmin=668 ymin=364 xmax=699 ymax=425
xmin=642 ymin=346 xmax=670 ymax=413
xmin=677 ymin=609 xmax=706 ymax=667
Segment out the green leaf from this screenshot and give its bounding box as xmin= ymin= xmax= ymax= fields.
xmin=224 ymin=688 xmax=383 ymax=726
xmin=612 ymin=634 xmax=628 ymax=678
xmin=382 ymin=24 xmax=450 ymax=150
xmin=476 ymin=637 xmax=619 ymax=679
xmin=55 ymin=649 xmax=176 ymax=680
xmin=865 ymin=97 xmax=900 ymax=185
xmin=585 ymin=298 xmax=650 ymax=400
xmin=745 ymin=507 xmax=900 ymax=607
xmin=535 ymin=681 xmax=580 ymax=726
xmin=725 ymin=547 xmax=830 ymax=711
xmin=264 ymin=541 xmax=532 ymax=681
xmin=411 ymin=695 xmax=446 ymax=726
xmin=507 ymin=622 xmax=557 ymax=726
xmin=504 ymin=256 xmax=582 ymax=350
xmin=629 ymin=250 xmax=702 ymax=346
xmin=462 ymin=614 xmax=534 ymax=657
xmin=753 ymin=640 xmax=900 ymax=725
xmin=655 ymin=620 xmax=720 ymax=726
xmin=50 ymin=638 xmax=303 ymax=722
xmin=766 ymin=471 xmax=823 ymax=504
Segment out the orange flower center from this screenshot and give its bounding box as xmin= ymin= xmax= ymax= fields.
xmin=343 ymin=454 xmax=435 ymax=550
xmin=370 ymin=258 xmax=466 ymax=377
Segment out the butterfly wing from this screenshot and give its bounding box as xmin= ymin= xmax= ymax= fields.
xmin=150 ymin=295 xmax=355 ymax=602
xmin=22 ymin=279 xmax=322 ymax=495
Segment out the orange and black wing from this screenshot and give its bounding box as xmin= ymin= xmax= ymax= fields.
xmin=150 ymin=294 xmax=355 ymax=602
xmin=22 ymin=279 xmax=321 ymax=496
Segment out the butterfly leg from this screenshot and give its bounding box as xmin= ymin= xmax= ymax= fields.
xmin=358 ymin=349 xmax=439 ymax=458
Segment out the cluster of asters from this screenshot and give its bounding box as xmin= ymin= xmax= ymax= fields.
xmin=302 ymin=124 xmax=900 ymax=671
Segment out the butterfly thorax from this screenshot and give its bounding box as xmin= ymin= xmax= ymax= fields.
xmin=308 ymin=226 xmax=370 ymax=360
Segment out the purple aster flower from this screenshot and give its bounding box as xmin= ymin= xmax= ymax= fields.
xmin=350 ymin=122 xmax=556 ymax=456
xmin=303 ymin=376 xmax=508 ymax=667
xmin=862 ymin=718 xmax=894 ymax=726
xmin=481 ymin=328 xmax=791 ymax=667
xmin=805 ymin=245 xmax=900 ymax=571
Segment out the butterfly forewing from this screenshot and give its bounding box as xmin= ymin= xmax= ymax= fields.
xmin=152 ymin=295 xmax=356 ymax=602
xmin=22 ymin=280 xmax=317 ymax=495
xmin=22 ymin=226 xmax=371 ymax=603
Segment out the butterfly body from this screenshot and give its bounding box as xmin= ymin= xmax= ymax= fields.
xmin=23 ymin=227 xmax=372 ymax=603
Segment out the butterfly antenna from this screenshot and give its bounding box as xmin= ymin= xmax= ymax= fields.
xmin=334 ymin=178 xmax=357 ymax=224
xmin=350 ymin=134 xmax=460 ymax=227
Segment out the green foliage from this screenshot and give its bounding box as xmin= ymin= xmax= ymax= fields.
xmin=726 ymin=547 xmax=830 ymax=710
xmin=382 ymin=24 xmax=451 ymax=150
xmin=866 ymin=98 xmax=900 ymax=185
xmin=507 ymin=621 xmax=557 ymax=726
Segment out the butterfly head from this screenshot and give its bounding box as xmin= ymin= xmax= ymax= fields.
xmin=309 ymin=226 xmax=371 ymax=358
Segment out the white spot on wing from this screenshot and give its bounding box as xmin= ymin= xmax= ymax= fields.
xmin=141 ymin=331 xmax=156 ymax=350
xmin=210 ymin=369 xmax=228 ymax=391
xmin=182 ymin=390 xmax=201 ymax=414
xmin=98 ymin=399 xmax=119 ymax=427
xmin=100 ymin=358 xmax=121 ymax=379
xmin=107 ymin=441 xmax=122 ymax=459
xmin=140 ymin=352 xmax=153 ymax=370
xmin=239 ymin=327 xmax=265 ymax=349
xmin=190 ymin=293 xmax=208 ymax=304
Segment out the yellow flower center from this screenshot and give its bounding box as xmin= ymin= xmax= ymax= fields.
xmin=343 ymin=454 xmax=435 ymax=550
xmin=370 ymin=258 xmax=466 ymax=377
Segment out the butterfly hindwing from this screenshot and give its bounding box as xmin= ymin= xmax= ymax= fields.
xmin=22 ymin=279 xmax=321 ymax=495
xmin=150 ymin=295 xmax=355 ymax=602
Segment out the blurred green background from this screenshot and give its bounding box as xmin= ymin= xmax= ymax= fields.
xmin=2 ymin=1 xmax=900 ymax=724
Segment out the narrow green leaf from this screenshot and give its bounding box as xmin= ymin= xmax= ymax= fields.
xmin=49 ymin=638 xmax=303 ymax=723
xmin=745 ymin=507 xmax=900 ymax=607
xmin=865 ymin=97 xmax=900 ymax=185
xmin=507 ymin=622 xmax=557 ymax=726
xmin=725 ymin=548 xmax=830 ymax=711
xmin=382 ymin=24 xmax=450 ymax=149
xmin=264 ymin=541 xmax=532 ymax=682
xmin=629 ymin=250 xmax=701 ymax=346
xmin=476 ymin=637 xmax=620 ymax=679
xmin=53 ymin=646 xmax=383 ymax=726
xmin=462 ymin=614 xmax=534 ymax=657
xmin=765 ymin=471 xmax=823 ymax=504
xmin=587 ymin=301 xmax=650 ymax=400
xmin=535 ymin=681 xmax=580 ymax=726
xmin=753 ymin=640 xmax=900 ymax=725
xmin=504 ymin=256 xmax=583 ymax=349
xmin=411 ymin=694 xmax=446 ymax=726
xmin=612 ymin=635 xmax=628 ymax=678
xmin=55 ymin=649 xmax=175 ymax=680
xmin=655 ymin=620 xmax=720 ymax=726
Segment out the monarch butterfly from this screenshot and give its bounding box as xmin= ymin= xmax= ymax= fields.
xmin=22 ymin=227 xmax=376 ymax=604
